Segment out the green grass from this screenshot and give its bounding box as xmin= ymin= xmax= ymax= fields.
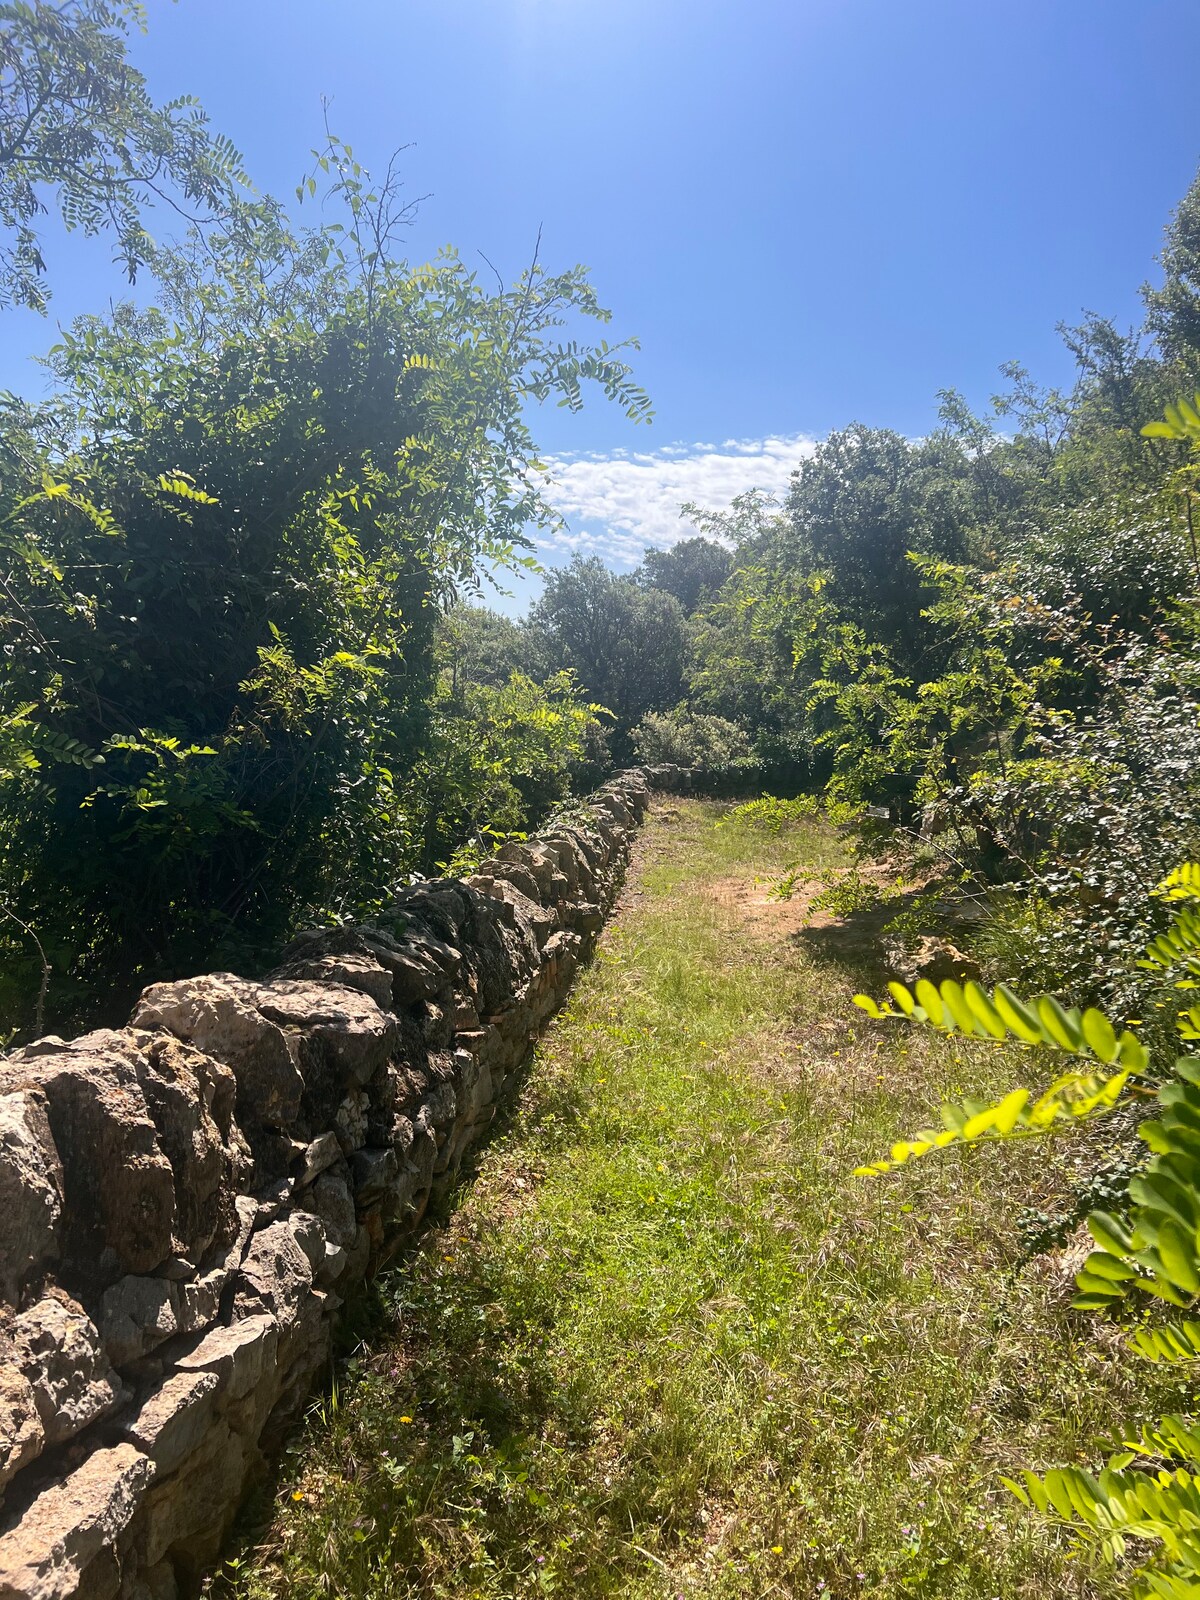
xmin=216 ymin=801 xmax=1185 ymax=1599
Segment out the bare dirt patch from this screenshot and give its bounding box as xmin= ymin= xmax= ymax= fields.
xmin=703 ymin=872 xmax=817 ymax=938
xmin=702 ymin=855 xmax=932 ymax=952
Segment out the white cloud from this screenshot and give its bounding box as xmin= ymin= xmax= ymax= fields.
xmin=538 ymin=431 xmax=816 ymax=567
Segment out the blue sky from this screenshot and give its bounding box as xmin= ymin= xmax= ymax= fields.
xmin=4 ymin=0 xmax=1199 ymax=606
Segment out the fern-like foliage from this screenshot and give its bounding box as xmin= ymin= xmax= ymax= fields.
xmin=156 ymin=471 xmax=219 ymax=505
xmin=851 ymin=854 xmax=1200 ymax=1596
xmin=1141 ymin=868 xmax=1200 ymax=995
xmin=1157 ymin=864 xmax=1200 ymax=902
xmin=1008 ymin=1437 xmax=1200 ymax=1594
xmin=1074 ymin=1060 xmax=1200 ymax=1312
xmin=851 ymin=978 xmax=1139 ymax=1174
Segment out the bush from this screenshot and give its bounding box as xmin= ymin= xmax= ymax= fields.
xmin=720 ymin=794 xmax=819 ymax=834
xmin=407 ymin=671 xmax=608 ymax=875
xmin=631 ymin=706 xmax=750 ymax=770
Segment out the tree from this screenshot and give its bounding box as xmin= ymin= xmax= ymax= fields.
xmin=1145 ymin=164 xmax=1200 ymax=367
xmin=530 ymin=555 xmax=686 ymax=758
xmin=413 ymin=669 xmax=608 ymax=873
xmin=783 ymin=424 xmax=973 ymax=664
xmin=638 ymin=536 xmax=732 ymax=614
xmin=439 ymin=604 xmax=548 ymax=693
xmin=631 ymin=707 xmax=749 ymax=770
xmin=0 ymin=0 xmax=249 ymax=311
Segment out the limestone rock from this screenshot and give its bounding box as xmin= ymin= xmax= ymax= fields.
xmin=133 ymin=975 xmax=303 ymax=1137
xmin=98 ymin=1277 xmax=178 ymax=1369
xmin=119 ymin=1370 xmax=219 ymax=1477
xmin=344 ymin=1225 xmax=371 ymax=1282
xmin=453 ymin=1049 xmax=493 ymax=1130
xmin=275 ymin=924 xmax=448 ymax=1007
xmin=206 ymin=1194 xmax=255 ymax=1279
xmin=473 ymin=878 xmax=556 ymax=950
xmin=499 ymin=841 xmax=556 ymax=898
xmin=176 ymin=1270 xmax=223 ymax=1338
xmin=408 ymin=1118 xmax=437 ymax=1195
xmin=480 ymin=859 xmax=543 ymax=904
xmin=566 ymin=902 xmax=604 ymax=937
xmin=294 ymin=1131 xmax=341 ymax=1188
xmin=139 ymin=1420 xmax=250 ymax=1573
xmin=306 ymin=1172 xmax=356 ymax=1248
xmin=175 ymin=1313 xmax=278 ymax=1403
xmin=0 ymin=1090 xmax=62 ymax=1302
xmin=349 ymin=1147 xmax=397 ymax=1206
xmin=123 ymin=1563 xmax=176 ymax=1600
xmin=540 ymin=836 xmax=580 ymax=892
xmin=269 ymin=950 xmax=393 ymax=1009
xmin=334 ymin=1089 xmax=368 ymax=1152
xmin=397 ymin=930 xmax=461 ymax=979
xmin=13 ymin=1296 xmax=123 ymax=1445
xmin=383 ymin=950 xmax=447 ymax=1007
xmin=252 ymin=981 xmax=399 ymax=1090
xmin=0 ymin=1366 xmax=44 ymax=1496
xmin=316 ymin=1242 xmax=348 ymax=1288
xmin=0 ymin=1035 xmax=176 ymax=1283
xmin=130 ymin=1032 xmax=246 ymax=1265
xmin=251 ymin=1177 xmax=292 ymax=1223
xmin=0 ymin=1443 xmax=151 ymax=1600
xmin=286 ymin=1212 xmax=326 ymax=1274
xmin=232 ymin=1220 xmax=313 ymax=1326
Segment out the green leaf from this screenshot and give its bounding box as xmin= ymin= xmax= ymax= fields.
xmin=1088 ymin=1211 xmax=1134 ymax=1256
xmin=1082 ymin=1008 xmax=1118 ymax=1063
xmin=1156 ymin=1219 xmax=1200 ymax=1296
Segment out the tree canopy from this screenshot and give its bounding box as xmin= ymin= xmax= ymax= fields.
xmin=0 ymin=0 xmax=251 ymax=309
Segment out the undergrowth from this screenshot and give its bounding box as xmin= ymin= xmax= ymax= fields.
xmin=212 ymin=800 xmax=1181 ymax=1599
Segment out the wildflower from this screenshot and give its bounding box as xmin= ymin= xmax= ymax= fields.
xmin=291 ymin=1490 xmax=305 ymax=1502
xmin=771 ymin=1544 xmax=783 ymax=1554
xmin=399 ymin=1414 xmax=413 ymax=1423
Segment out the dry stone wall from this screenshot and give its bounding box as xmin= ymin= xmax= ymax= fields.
xmin=0 ymin=769 xmax=653 ymax=1600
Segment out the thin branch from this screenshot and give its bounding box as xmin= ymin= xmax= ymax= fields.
xmin=0 ymin=901 xmax=51 ymax=1039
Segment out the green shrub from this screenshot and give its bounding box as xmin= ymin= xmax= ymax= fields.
xmin=720 ymin=793 xmax=819 ymax=833
xmin=630 ymin=705 xmax=750 ymax=770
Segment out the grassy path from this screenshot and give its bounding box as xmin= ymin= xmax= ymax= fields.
xmin=221 ymin=801 xmax=1171 ymax=1599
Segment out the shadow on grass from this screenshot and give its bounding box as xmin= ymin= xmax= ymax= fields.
xmin=790 ymin=885 xmax=985 ymax=995
xmin=205 ymin=1024 xmax=660 ymax=1597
